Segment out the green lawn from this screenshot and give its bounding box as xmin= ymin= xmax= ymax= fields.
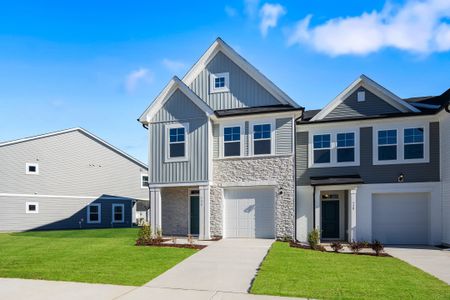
xmin=251 ymin=242 xmax=450 ymax=300
xmin=0 ymin=228 xmax=196 ymax=286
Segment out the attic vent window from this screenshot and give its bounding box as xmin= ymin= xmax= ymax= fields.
xmin=357 ymin=90 xmax=366 ymax=102
xmin=210 ymin=72 xmax=229 ymax=93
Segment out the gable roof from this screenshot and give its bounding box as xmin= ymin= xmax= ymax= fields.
xmin=138 ymin=76 xmax=215 ymax=124
xmin=0 ymin=128 xmax=147 ymax=169
xmin=310 ymin=75 xmax=420 ymax=121
xmin=182 ymin=37 xmax=300 ymax=108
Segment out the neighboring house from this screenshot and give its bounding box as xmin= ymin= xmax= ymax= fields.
xmin=139 ymin=38 xmax=302 ymax=240
xmin=296 ymin=75 xmax=450 ymax=245
xmin=0 ymin=128 xmax=149 ymax=231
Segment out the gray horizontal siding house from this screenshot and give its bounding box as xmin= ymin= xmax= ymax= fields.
xmin=296 ymin=75 xmax=450 ymax=246
xmin=0 ymin=128 xmax=149 ymax=231
xmin=139 ymin=38 xmax=303 ymax=240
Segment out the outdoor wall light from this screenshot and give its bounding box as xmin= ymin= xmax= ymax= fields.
xmin=398 ymin=173 xmax=405 ymax=183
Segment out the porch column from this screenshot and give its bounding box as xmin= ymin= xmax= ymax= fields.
xmin=314 ymin=189 xmax=321 ymax=231
xmin=349 ymin=188 xmax=357 ymax=241
xmin=149 ymin=188 xmax=162 ymax=233
xmin=199 ymin=185 xmax=211 ymax=240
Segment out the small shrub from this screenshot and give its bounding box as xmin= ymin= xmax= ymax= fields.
xmin=316 ymin=245 xmax=326 ymax=252
xmin=331 ymin=241 xmax=343 ymax=253
xmin=307 ymin=229 xmax=320 ymax=250
xmin=349 ymin=241 xmax=363 ymax=254
xmin=153 ymin=227 xmax=163 ymax=244
xmin=372 ymin=240 xmax=384 ymax=256
xmin=137 ymin=223 xmax=152 ymax=244
xmin=359 ymin=241 xmax=369 ymax=248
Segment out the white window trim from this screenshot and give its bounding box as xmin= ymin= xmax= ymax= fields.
xmin=249 ymin=119 xmax=276 ymax=156
xmin=373 ymin=122 xmax=429 ymax=165
xmin=25 ymin=163 xmax=39 ymax=175
xmin=165 ymin=123 xmax=189 ymax=162
xmin=308 ymin=129 xmax=360 ymax=168
xmin=219 ymin=122 xmax=245 ymax=158
xmin=357 ymin=90 xmax=366 ymax=102
xmin=404 ymin=127 xmax=426 ymax=160
xmin=87 ymin=203 xmax=101 ymax=224
xmin=112 ymin=203 xmax=125 ymax=223
xmin=141 ymin=174 xmax=149 ymax=189
xmin=26 ymin=202 xmax=39 ymax=214
xmin=336 ymin=132 xmax=357 ymax=163
xmin=210 ymin=72 xmax=230 ymax=93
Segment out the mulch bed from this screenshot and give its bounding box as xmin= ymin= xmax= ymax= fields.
xmin=289 ymin=241 xmax=391 ymax=257
xmin=136 ymin=239 xmax=207 ymax=250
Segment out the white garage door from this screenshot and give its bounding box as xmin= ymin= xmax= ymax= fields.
xmin=224 ymin=187 xmax=275 ymax=238
xmin=372 ymin=193 xmax=429 ymax=245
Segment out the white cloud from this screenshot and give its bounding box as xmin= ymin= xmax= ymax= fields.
xmin=287 ymin=0 xmax=450 ymax=56
xmin=225 ymin=5 xmax=237 ymax=17
xmin=259 ymin=3 xmax=286 ymax=37
xmin=161 ymin=58 xmax=187 ymax=73
xmin=125 ymin=68 xmax=153 ymax=93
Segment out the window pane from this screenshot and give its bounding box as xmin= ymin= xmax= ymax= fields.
xmin=313 ymin=134 xmax=330 ymax=149
xmin=253 ymin=123 xmax=271 ymax=140
xmin=337 ymin=148 xmax=355 ymax=162
xmin=254 ymin=140 xmax=271 ymax=155
xmin=378 ymin=145 xmax=397 ymax=160
xmin=314 ymin=149 xmax=331 ymax=163
xmin=378 ymin=130 xmax=397 ymax=145
xmin=170 ymin=143 xmax=185 ymax=157
xmin=337 ymin=132 xmax=354 ymax=147
xmin=224 ymin=142 xmax=240 ymax=156
xmin=224 ymin=127 xmax=240 ymax=141
xmin=28 ymin=205 xmax=36 ymax=211
xmin=404 ymin=128 xmax=423 ymax=143
xmin=90 ymin=205 xmax=98 ymax=213
xmin=405 ymin=144 xmax=424 ymax=159
xmin=215 ymin=77 xmax=225 ymax=88
xmin=29 ymin=166 xmax=36 ymax=172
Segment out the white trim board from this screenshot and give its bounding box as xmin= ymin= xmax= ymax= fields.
xmin=182 ymin=38 xmax=300 ymax=108
xmin=0 ymin=193 xmax=143 ymax=200
xmin=311 ymin=75 xmax=420 ymax=121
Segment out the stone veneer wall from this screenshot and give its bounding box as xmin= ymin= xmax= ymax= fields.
xmin=161 ymin=187 xmax=189 ymax=236
xmin=210 ymin=155 xmax=295 ymax=238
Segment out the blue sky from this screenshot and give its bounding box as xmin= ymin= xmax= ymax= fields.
xmin=1 ymin=0 xmax=449 ymax=162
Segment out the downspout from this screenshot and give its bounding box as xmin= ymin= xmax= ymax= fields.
xmin=312 ymin=185 xmax=316 ymax=229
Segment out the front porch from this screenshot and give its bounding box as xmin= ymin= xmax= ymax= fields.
xmin=149 ymin=185 xmax=211 ymax=240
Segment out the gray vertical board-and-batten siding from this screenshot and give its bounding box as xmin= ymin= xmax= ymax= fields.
xmin=189 ymin=51 xmax=281 ymax=110
xmin=324 ymin=87 xmax=401 ymax=120
xmin=149 ymin=89 xmax=209 ymax=184
xmin=296 ymin=123 xmax=440 ymax=186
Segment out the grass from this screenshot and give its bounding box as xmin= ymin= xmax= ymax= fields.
xmin=251 ymin=242 xmax=450 ymax=300
xmin=0 ymin=228 xmax=196 ymax=286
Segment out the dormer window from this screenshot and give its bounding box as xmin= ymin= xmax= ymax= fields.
xmin=357 ymin=90 xmax=366 ymax=102
xmin=210 ymin=73 xmax=229 ymax=93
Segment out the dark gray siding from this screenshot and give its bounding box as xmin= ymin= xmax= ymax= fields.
xmin=324 ymin=87 xmax=401 ymax=119
xmin=149 ymin=89 xmax=209 ymax=183
xmin=296 ymin=123 xmax=440 ymax=186
xmin=189 ymin=51 xmax=281 ymax=110
xmin=0 ymin=196 xmax=132 ymax=231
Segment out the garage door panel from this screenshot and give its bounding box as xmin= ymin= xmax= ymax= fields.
xmin=372 ymin=193 xmax=429 ymax=245
xmin=224 ymin=187 xmax=274 ymax=239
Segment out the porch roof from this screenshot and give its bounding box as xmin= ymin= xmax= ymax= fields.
xmin=310 ymin=175 xmax=364 ymax=186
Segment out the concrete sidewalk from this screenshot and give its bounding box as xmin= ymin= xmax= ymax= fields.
xmin=385 ymin=246 xmax=450 ymax=284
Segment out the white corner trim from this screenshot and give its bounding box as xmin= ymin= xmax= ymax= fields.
xmin=0 ymin=193 xmax=144 ymax=200
xmin=311 ymin=75 xmax=420 ymax=121
xmin=164 ymin=122 xmax=189 ymax=162
xmin=210 ymin=72 xmax=230 ymax=93
xmin=182 ymin=38 xmax=299 ymax=108
xmin=25 ymin=202 xmax=39 ymax=214
xmin=148 ymin=181 xmax=210 ymax=188
xmin=138 ymin=76 xmax=214 ymax=124
xmin=112 ymin=203 xmax=125 ymax=223
xmin=87 ymin=203 xmax=101 ymax=224
xmin=25 ymin=163 xmax=39 ymax=175
xmin=219 ymin=181 xmax=278 ymax=187
xmin=248 ymin=118 xmax=276 ymax=156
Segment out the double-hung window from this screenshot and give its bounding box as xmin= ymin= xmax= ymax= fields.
xmin=404 ymin=128 xmax=424 ymax=159
xmin=378 ymin=130 xmax=397 ymax=161
xmin=141 ymin=174 xmax=149 ymax=188
xmin=112 ymin=204 xmax=124 ymax=223
xmin=87 ymin=203 xmax=101 ymax=224
xmin=337 ymin=133 xmax=355 ymax=162
xmin=253 ymin=124 xmax=272 ymax=155
xmin=223 ymin=126 xmax=241 ymax=157
xmin=166 ymin=124 xmax=188 ymax=161
xmin=313 ymin=134 xmax=331 ymax=164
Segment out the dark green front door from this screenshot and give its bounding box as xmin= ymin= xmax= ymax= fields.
xmin=321 ymin=200 xmax=339 ymax=239
xmin=190 ymin=196 xmax=200 ymax=235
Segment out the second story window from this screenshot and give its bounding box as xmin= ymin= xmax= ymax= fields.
xmin=210 ymin=72 xmax=230 ymax=93
xmin=313 ymin=134 xmax=331 ymax=164
xmin=337 ymin=133 xmax=355 ymax=162
xmin=166 ymin=123 xmax=188 ymax=162
xmin=253 ymin=124 xmax=272 ymax=155
xmin=378 ymin=130 xmax=397 ymax=161
xmin=404 ymin=128 xmax=424 ymax=159
xmin=224 ymin=126 xmax=241 ymax=157
xmin=141 ymin=174 xmax=149 ymax=188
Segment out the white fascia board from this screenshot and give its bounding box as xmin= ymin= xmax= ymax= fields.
xmin=311 ymin=75 xmax=420 ymax=121
xmin=182 ymin=38 xmax=300 ymax=108
xmin=138 ymin=76 xmax=214 ymax=124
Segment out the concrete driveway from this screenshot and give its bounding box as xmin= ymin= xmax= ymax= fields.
xmin=385 ymin=246 xmax=450 ymax=284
